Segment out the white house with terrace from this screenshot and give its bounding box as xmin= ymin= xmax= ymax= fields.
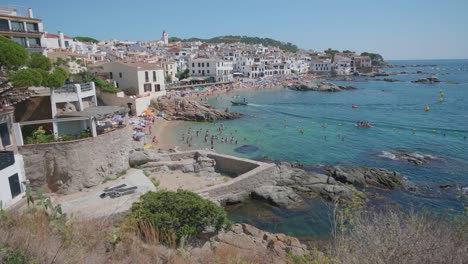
xmin=99 ymin=61 xmax=166 ymax=97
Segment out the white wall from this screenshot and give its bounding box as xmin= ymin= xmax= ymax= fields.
xmin=0 ymin=154 xmax=26 ymax=209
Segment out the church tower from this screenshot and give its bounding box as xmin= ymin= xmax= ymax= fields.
xmin=162 ymin=31 xmax=168 ymax=45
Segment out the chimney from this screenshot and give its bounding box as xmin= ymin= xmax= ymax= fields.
xmin=27 ymin=8 xmax=33 ymax=18
xmin=58 ymin=31 xmax=65 ymax=49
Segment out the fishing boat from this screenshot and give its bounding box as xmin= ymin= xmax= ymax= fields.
xmin=231 ymin=101 xmax=248 ymax=106
xmin=231 ymin=98 xmax=248 ymax=106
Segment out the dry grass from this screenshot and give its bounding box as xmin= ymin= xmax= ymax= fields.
xmin=331 ymin=209 xmax=468 ymax=264
xmin=0 ymin=210 xmax=279 ymax=264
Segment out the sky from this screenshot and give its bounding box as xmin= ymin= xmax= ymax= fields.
xmin=4 ymin=0 xmax=468 ymax=60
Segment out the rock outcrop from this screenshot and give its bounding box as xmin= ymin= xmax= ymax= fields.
xmin=412 ymin=77 xmax=440 ymax=84
xmin=323 ymin=166 xmax=404 ymax=190
xmin=251 ymin=185 xmax=303 ymax=208
xmin=290 ymin=81 xmax=357 ymax=92
xmin=191 ymin=224 xmax=309 ymax=263
xmin=151 ymin=96 xmax=241 ymax=121
xmin=378 ymin=150 xmax=436 ymax=165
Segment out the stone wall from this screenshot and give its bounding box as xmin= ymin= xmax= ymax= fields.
xmin=19 ymin=127 xmax=133 ymax=194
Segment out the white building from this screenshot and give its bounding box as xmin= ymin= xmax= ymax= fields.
xmin=188 ymin=58 xmax=234 ymax=82
xmin=99 ymin=61 xmax=166 ymax=96
xmin=50 ymin=82 xmax=98 ymax=137
xmin=162 ymin=31 xmax=168 ymax=45
xmin=0 ymin=7 xmax=46 ymax=55
xmin=44 ymin=31 xmax=74 ymax=50
xmin=311 ymin=59 xmax=332 ymax=73
xmin=334 ymin=57 xmax=355 ymax=75
xmin=0 ymin=108 xmax=26 ymax=209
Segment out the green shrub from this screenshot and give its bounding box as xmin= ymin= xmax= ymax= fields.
xmin=130 ymin=190 xmax=230 ymax=243
xmin=1 ymin=248 xmax=30 ymax=264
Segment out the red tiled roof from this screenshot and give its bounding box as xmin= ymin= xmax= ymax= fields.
xmin=45 ymin=33 xmax=72 ymax=39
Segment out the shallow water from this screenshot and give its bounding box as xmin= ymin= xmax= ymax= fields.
xmin=173 ymin=59 xmax=468 ymax=237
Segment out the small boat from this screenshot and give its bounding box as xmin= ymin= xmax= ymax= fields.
xmin=355 ymin=122 xmax=374 ymax=128
xmin=231 ymin=101 xmax=248 ymax=106
xmin=352 ymin=104 xmax=359 ymax=108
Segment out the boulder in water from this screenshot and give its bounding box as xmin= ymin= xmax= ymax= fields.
xmin=378 ymin=150 xmax=436 ymax=165
xmin=234 ymin=145 xmax=259 ymax=154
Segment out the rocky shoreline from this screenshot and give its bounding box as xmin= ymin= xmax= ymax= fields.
xmin=289 ymin=81 xmax=358 ymax=92
xmin=151 ymin=96 xmax=241 ymax=121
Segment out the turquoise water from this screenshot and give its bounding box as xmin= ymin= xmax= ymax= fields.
xmin=174 ymin=60 xmax=468 ymax=238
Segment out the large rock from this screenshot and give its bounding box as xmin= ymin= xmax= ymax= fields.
xmin=378 ymin=150 xmax=436 ymax=165
xmin=128 ymin=149 xmax=170 ymax=166
xmin=151 ymin=96 xmax=242 ymax=121
xmin=324 ymin=166 xmax=404 ymax=190
xmin=191 ymin=224 xmax=308 ymax=263
xmin=412 ymin=77 xmax=440 ymax=84
xmin=251 ymin=185 xmax=303 ymax=208
xmin=290 ymin=81 xmax=357 ymax=92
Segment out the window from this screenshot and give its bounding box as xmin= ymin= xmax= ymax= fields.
xmin=192 ymin=70 xmax=195 ymax=74
xmin=192 ymin=63 xmax=194 ymax=67
xmin=119 ymin=72 xmax=122 ymax=78
xmin=198 ymin=63 xmax=200 ymax=67
xmin=153 ymin=71 xmax=157 ymax=82
xmin=198 ymin=70 xmax=201 ymax=74
xmin=207 ymin=62 xmax=210 ymax=67
xmin=109 ymin=72 xmax=113 ymax=79
xmin=11 ymin=21 xmax=24 ymax=31
xmin=116 ymin=83 xmax=119 ymax=88
xmin=0 ymin=19 xmax=8 ymax=31
xmin=8 ymin=174 xmax=21 ymax=198
xmin=144 ymin=83 xmax=151 ymax=92
xmin=26 ymin=22 xmax=38 ymax=32
xmin=207 ymin=70 xmax=210 ymax=74
xmin=154 ymin=84 xmax=161 ymax=91
xmin=28 ymin=38 xmax=41 ymax=47
xmin=145 ymin=71 xmax=149 ymax=82
xmin=64 ymin=41 xmax=69 ymax=47
xmin=0 ymin=123 xmax=11 ymax=146
xmin=11 ymin=37 xmax=26 ymax=47
xmin=202 ymin=63 xmax=205 ymax=67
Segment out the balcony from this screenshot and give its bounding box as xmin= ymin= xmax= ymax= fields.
xmin=0 ymin=151 xmax=14 ymax=171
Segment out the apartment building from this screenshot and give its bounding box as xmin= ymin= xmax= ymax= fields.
xmin=188 ymin=58 xmax=234 ymax=82
xmin=0 ymin=7 xmax=46 ymax=54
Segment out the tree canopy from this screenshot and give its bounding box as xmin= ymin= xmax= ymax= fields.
xmin=361 ymin=52 xmax=386 ymax=66
xmin=11 ymin=69 xmax=43 ymax=87
xmin=0 ymin=36 xmax=28 ymax=70
xmin=74 ymin=36 xmax=99 ymax=43
xmin=170 ymin=35 xmax=299 ymax=53
xmin=324 ymin=48 xmax=340 ymax=60
xmin=28 ymin=52 xmax=52 ymax=71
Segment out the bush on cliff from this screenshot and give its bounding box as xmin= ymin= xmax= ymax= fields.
xmin=129 ymin=190 xmax=230 ymax=243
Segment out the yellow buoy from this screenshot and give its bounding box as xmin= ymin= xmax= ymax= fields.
xmin=425 ymin=105 xmax=430 ymax=112
xmin=440 ymin=92 xmax=445 ymax=97
xmin=439 ymin=97 xmax=444 ymax=103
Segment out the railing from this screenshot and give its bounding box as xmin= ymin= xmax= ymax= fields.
xmin=0 ymin=151 xmax=14 ymax=171
xmin=55 ymin=84 xmax=76 ymax=93
xmin=80 ymin=83 xmax=93 ymax=91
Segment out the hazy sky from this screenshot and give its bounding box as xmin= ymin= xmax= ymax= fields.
xmin=5 ymin=0 xmax=468 ymax=60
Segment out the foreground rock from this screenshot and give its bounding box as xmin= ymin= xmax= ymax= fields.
xmin=412 ymin=77 xmax=440 ymax=84
xmin=378 ymin=150 xmax=436 ymax=165
xmin=251 ymin=185 xmax=303 ymax=208
xmin=151 ymin=96 xmax=241 ymax=121
xmin=290 ymin=81 xmax=357 ymax=92
xmin=191 ymin=223 xmax=309 ymax=263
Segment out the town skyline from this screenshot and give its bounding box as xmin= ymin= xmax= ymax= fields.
xmin=5 ymin=0 xmax=468 ymax=60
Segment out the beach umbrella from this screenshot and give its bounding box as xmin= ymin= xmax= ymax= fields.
xmin=114 ymin=116 xmax=124 ymax=122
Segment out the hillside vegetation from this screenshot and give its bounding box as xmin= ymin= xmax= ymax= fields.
xmin=169 ymin=35 xmax=299 ymax=52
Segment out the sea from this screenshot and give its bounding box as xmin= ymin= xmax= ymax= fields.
xmin=171 ymin=59 xmax=468 ymax=239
